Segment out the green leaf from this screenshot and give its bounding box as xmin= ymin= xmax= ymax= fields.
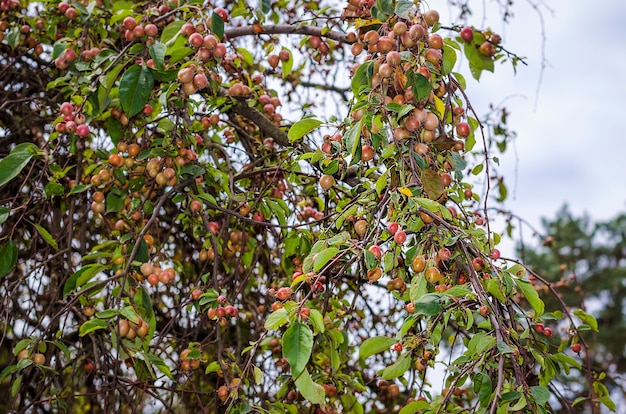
xmin=142 ymin=351 xmax=174 ymax=380
xmin=281 ymin=47 xmax=294 ymax=78
xmin=381 ymin=352 xmax=411 ymax=380
xmin=406 ymin=71 xmax=431 ymax=101
xmin=442 ymin=44 xmax=458 ymax=75
xmin=467 ymin=332 xmax=496 ymax=356
xmin=63 ymin=264 xmax=106 ymax=296
xmin=394 ymin=0 xmax=413 ymax=19
xmin=475 ymin=372 xmax=493 ymax=407
xmin=343 ymin=119 xmax=363 ymax=165
xmin=283 ymin=322 xmax=314 ymax=378
xmin=351 ymin=60 xmax=374 ymax=96
xmin=288 ymin=118 xmax=322 ymax=142
xmin=463 ymin=37 xmax=494 ymax=80
xmin=375 ymin=0 xmax=393 ymax=15
xmin=309 ymin=308 xmax=325 ymax=334
xmin=79 ymin=319 xmax=109 ymax=336
xmin=515 ymin=279 xmax=544 ymax=316
xmin=261 ymin=0 xmax=271 ymax=13
xmin=530 ymin=385 xmax=550 ymax=406
xmin=294 ymin=368 xmax=325 ymax=405
xmin=0 ymin=240 xmax=18 ymax=279
xmin=211 ymin=13 xmax=225 ymax=39
xmin=30 ymin=222 xmax=58 ymax=250
xmin=312 ymin=247 xmax=339 ymax=272
xmin=413 ymin=293 xmax=447 ymax=316
xmin=399 ymin=401 xmax=430 ymax=414
xmin=148 ymin=42 xmax=167 ymax=72
xmin=0 ymin=143 xmax=39 ymax=188
xmin=409 ymin=274 xmax=428 ymax=302
xmin=574 ymin=309 xmax=598 ymax=332
xmin=359 ymin=336 xmax=396 ymax=359
xmin=161 ymin=20 xmax=185 ymax=45
xmin=0 ymin=206 xmax=8 ymax=225
xmin=598 ymin=396 xmax=616 ymax=412
xmin=119 ymin=65 xmax=154 ymax=118
xmin=264 ymin=308 xmax=288 ymax=330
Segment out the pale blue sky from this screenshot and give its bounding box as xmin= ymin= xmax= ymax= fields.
xmin=457 ymin=1 xmax=626 ymax=245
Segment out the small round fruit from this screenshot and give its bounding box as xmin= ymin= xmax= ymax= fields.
xmin=460 ymin=27 xmax=474 ymax=42
xmin=479 ymin=41 xmax=495 ymax=57
xmin=368 ymin=245 xmax=382 ymax=260
xmin=33 ymin=353 xmax=46 ymax=365
xmin=361 ymin=145 xmax=375 ymax=162
xmin=394 ymin=230 xmax=407 ymax=245
xmin=534 ymin=323 xmax=544 ymax=334
xmin=423 ymin=9 xmax=440 ymax=26
xmin=490 ymin=249 xmax=501 ymax=260
xmin=412 ymin=255 xmax=426 ymax=272
xmin=456 ymin=121 xmax=470 ymax=137
xmin=122 ymin=16 xmax=137 ymax=30
xmin=392 ymin=343 xmax=403 ymax=352
xmin=424 ymin=267 xmax=442 ymax=284
xmin=354 ymin=219 xmax=368 ymax=237
xmin=276 ymin=287 xmax=292 ymax=301
xmin=367 ymin=266 xmax=382 ymax=282
xmin=479 ymin=305 xmax=490 ymax=317
xmin=471 ymin=257 xmax=485 ymax=271
xmin=437 ymin=248 xmax=451 ymax=261
xmin=571 ymin=343 xmax=582 ymax=353
xmin=544 ymin=327 xmax=552 ymax=337
xmin=319 ymin=174 xmax=334 ymax=191
xmin=217 ymin=385 xmax=229 ymax=402
xmin=387 ymin=222 xmax=399 ymax=234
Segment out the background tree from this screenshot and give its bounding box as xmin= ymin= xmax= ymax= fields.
xmin=0 ymin=0 xmax=615 ymax=413
xmin=517 ymin=205 xmax=626 ymax=411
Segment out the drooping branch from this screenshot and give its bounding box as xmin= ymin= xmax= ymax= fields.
xmin=224 ymin=24 xmax=355 ymax=44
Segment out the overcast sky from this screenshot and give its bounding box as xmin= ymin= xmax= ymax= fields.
xmin=450 ymin=1 xmax=626 ymax=249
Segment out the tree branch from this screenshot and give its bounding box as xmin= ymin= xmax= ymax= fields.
xmin=224 ymin=24 xmax=355 ymax=44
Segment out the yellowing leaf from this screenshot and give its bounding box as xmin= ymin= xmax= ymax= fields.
xmin=398 ymin=187 xmax=413 ymax=197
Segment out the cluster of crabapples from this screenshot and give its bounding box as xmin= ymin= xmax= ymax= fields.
xmin=179 ymin=348 xmax=201 ymax=372
xmin=117 ymin=317 xmax=150 ymax=340
xmin=54 ymin=101 xmax=90 ymax=137
xmin=17 ymin=349 xmax=46 ymax=366
xmin=140 ymin=262 xmax=177 ymax=286
xmin=206 ymin=295 xmax=240 ymax=327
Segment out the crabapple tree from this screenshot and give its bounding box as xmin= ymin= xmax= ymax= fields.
xmin=0 ymin=0 xmax=615 ymax=413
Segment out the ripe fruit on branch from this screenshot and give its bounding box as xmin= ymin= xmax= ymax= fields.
xmin=394 ymin=230 xmax=407 ymax=245
xmin=479 ymin=42 xmax=495 ymax=57
xmin=437 ymin=248 xmax=451 ymax=261
xmin=428 ymin=34 xmax=443 ymax=49
xmin=423 ymin=10 xmax=440 ymax=26
xmin=387 ymin=222 xmax=399 ymax=235
xmin=33 ymin=353 xmax=46 ymax=365
xmin=412 ymin=254 xmax=426 ymax=272
xmin=354 ymin=219 xmax=368 ymax=237
xmin=425 ymin=266 xmax=442 ymax=284
xmin=471 ymin=257 xmax=485 ymax=271
xmin=367 ymin=266 xmax=382 ymax=282
xmin=361 ymin=145 xmax=375 ymax=162
xmin=368 ymin=244 xmax=382 ymax=259
xmin=455 ymin=121 xmax=470 ymax=137
xmin=460 ymin=27 xmax=474 ymax=42
xmin=275 ymin=287 xmax=292 ymax=301
xmin=571 ymin=343 xmax=581 ymax=353
xmin=319 ymin=174 xmax=334 ymax=191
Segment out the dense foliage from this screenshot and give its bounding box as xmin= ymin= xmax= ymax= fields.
xmin=0 ymin=0 xmax=615 ymax=413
